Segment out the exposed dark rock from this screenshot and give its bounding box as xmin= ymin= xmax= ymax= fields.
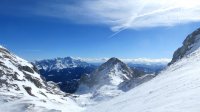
xmin=13 ymin=84 xmax=20 ymax=91
xmin=39 ymin=91 xmax=47 ymax=97
xmin=0 ymin=70 xmax=5 ymax=77
xmin=0 ymin=61 xmax=9 ymax=69
xmin=0 ymin=47 xmax=11 ymax=55
xmin=12 ymin=72 xmax=22 ymax=81
xmin=23 ymin=85 xmax=35 ymax=96
xmin=169 ymin=28 xmax=200 ymax=65
xmin=0 ymin=79 xmax=8 ymax=87
xmin=19 ymin=65 xmax=34 ymax=73
xmin=31 ymin=62 xmax=40 ymax=74
xmin=23 ymin=72 xmax=43 ymax=88
xmin=3 ymin=55 xmax=12 ymax=60
xmin=0 ymin=70 xmax=21 ymax=90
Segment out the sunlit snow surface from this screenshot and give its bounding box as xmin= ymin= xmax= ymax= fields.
xmin=0 ymin=46 xmax=83 ymax=112
xmin=0 ymin=92 xmax=83 ymax=112
xmin=2 ymin=38 xmax=200 ymax=112
xmin=85 ymin=48 xmax=200 ymax=112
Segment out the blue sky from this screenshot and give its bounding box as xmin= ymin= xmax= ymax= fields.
xmin=0 ymin=0 xmax=200 ymax=61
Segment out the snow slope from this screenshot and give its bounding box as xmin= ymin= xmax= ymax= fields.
xmin=85 ymin=28 xmax=200 ymax=112
xmin=0 ymin=45 xmax=82 ymax=112
xmin=75 ymin=58 xmax=134 ymax=106
xmin=85 ymin=47 xmax=200 ymax=112
xmin=2 ymin=28 xmax=200 ymax=112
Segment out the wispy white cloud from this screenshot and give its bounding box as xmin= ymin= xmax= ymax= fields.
xmin=75 ymin=57 xmax=171 ymax=64
xmin=37 ymin=0 xmax=200 ymax=31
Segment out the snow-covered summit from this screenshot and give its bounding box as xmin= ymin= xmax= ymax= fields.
xmin=79 ymin=57 xmax=134 ymax=88
xmin=75 ymin=58 xmax=135 ymax=105
xmin=86 ymin=49 xmax=200 ymax=112
xmin=92 ymin=57 xmax=134 ymax=86
xmin=34 ymin=57 xmax=91 ymax=71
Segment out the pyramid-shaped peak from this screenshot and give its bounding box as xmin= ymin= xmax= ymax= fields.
xmin=107 ymin=57 xmax=122 ymax=63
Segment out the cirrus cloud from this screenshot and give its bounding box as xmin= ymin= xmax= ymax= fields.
xmin=37 ymin=0 xmax=200 ymax=31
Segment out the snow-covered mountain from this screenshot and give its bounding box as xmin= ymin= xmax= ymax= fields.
xmin=75 ymin=58 xmax=135 ymax=105
xmin=34 ymin=57 xmax=92 ymax=71
xmin=80 ymin=57 xmax=134 ymax=87
xmin=78 ymin=57 xmax=170 ymax=70
xmin=2 ymin=27 xmax=199 ymax=112
xmin=77 ymin=57 xmax=170 ymax=64
xmin=34 ymin=56 xmax=164 ymax=94
xmin=78 ymin=57 xmax=169 ymax=74
xmin=34 ymin=57 xmax=96 ymax=93
xmin=85 ymin=28 xmax=200 ymax=112
xmin=0 ymin=46 xmax=82 ymax=112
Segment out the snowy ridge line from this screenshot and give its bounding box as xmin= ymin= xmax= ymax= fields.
xmin=0 ymin=45 xmax=83 ymax=112
xmin=72 ymin=57 xmax=171 ymax=64
xmin=85 ymin=27 xmax=200 ymax=112
xmin=35 ymin=57 xmax=171 ymax=64
xmin=85 ymin=45 xmax=200 ymax=112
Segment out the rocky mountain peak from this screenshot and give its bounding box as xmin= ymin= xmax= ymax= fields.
xmin=76 ymin=58 xmax=135 ymax=103
xmin=107 ymin=57 xmax=121 ymax=63
xmin=78 ymin=57 xmax=134 ymax=91
xmin=169 ymin=28 xmax=200 ymax=65
xmin=103 ymin=57 xmax=126 ymax=67
xmin=98 ymin=57 xmax=133 ymax=74
xmin=34 ymin=56 xmax=91 ymax=71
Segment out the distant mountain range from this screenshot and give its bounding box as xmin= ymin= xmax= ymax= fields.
xmin=75 ymin=57 xmax=170 ymax=65
xmin=1 ymin=27 xmax=200 ymax=112
xmin=34 ymin=58 xmax=97 ymax=93
xmin=35 ymin=57 xmax=92 ymax=71
xmin=33 ymin=57 xmax=169 ymax=93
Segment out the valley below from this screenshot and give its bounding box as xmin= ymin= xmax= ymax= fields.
xmin=1 ymin=28 xmax=200 ymax=112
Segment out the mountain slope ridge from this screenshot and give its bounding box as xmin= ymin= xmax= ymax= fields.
xmin=85 ymin=28 xmax=200 ymax=112
xmin=169 ymin=28 xmax=200 ymax=65
xmin=75 ymin=58 xmax=135 ymax=106
xmin=0 ymin=45 xmax=82 ymax=112
xmin=77 ymin=57 xmax=134 ymax=91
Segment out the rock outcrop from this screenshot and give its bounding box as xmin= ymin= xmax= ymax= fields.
xmin=169 ymin=28 xmax=200 ymax=65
